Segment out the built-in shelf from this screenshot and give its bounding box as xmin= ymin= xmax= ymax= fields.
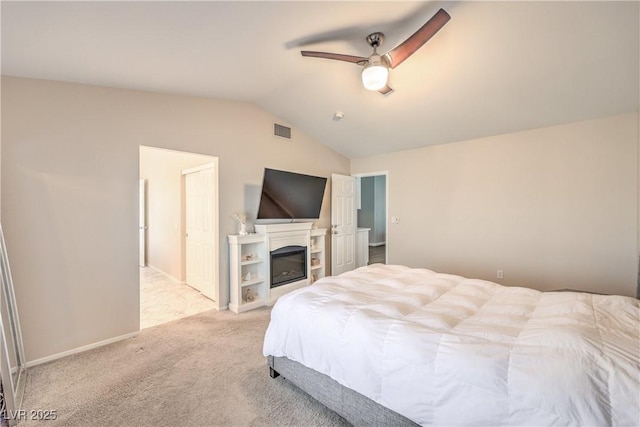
xmin=237 ymin=297 xmax=267 ymax=312
xmin=228 ymin=234 xmax=267 ymax=314
xmin=241 ymin=277 xmax=264 ymax=287
xmin=228 ymin=224 xmax=326 ymax=313
xmin=309 ymin=228 xmax=326 ymax=284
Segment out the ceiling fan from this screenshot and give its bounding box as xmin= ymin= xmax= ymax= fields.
xmin=301 ymin=8 xmax=451 ymax=95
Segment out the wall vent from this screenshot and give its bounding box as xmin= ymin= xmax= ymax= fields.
xmin=274 ymin=123 xmax=292 ymax=140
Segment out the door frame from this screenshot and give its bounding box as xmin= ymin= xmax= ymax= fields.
xmin=139 ymin=179 xmax=147 ymax=267
xmin=182 ymin=160 xmax=220 ymax=307
xmin=352 ymin=171 xmax=389 ymax=265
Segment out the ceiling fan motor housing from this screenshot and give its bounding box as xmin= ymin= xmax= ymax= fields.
xmin=366 ymin=32 xmax=385 ymax=48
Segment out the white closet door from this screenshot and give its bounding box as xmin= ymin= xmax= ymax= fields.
xmin=184 ymin=163 xmax=217 ymax=300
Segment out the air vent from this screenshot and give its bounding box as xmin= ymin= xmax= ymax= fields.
xmin=274 ymin=123 xmax=292 ymax=140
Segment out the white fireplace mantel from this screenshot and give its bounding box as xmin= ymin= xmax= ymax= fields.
xmin=256 ymin=222 xmax=313 ymax=303
xmin=254 ymin=222 xmax=313 ymax=234
xmin=228 ymin=223 xmax=326 ymax=313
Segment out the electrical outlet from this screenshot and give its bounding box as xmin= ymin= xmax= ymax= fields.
xmin=497 ymin=270 xmax=504 ymax=279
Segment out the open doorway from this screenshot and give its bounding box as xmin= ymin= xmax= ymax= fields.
xmin=355 ymin=172 xmax=388 ymax=265
xmin=139 ymin=146 xmax=219 ymax=329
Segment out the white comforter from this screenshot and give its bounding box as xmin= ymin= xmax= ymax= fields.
xmin=263 ymin=264 xmax=640 ymax=426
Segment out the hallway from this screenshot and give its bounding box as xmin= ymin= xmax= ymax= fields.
xmin=369 ymin=244 xmax=386 ymax=265
xmin=140 ymin=267 xmax=216 ymax=329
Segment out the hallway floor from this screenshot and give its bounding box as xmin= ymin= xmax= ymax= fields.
xmin=369 ymin=244 xmax=386 ymax=265
xmin=140 ymin=267 xmax=217 ymax=329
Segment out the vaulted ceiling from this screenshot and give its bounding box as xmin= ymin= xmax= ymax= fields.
xmin=2 ymin=1 xmax=638 ymax=159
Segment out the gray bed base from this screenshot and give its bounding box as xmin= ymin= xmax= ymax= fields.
xmin=268 ymin=355 xmax=418 ymax=427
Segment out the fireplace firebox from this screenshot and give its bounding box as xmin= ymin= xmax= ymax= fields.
xmin=270 ymin=245 xmax=307 ymax=288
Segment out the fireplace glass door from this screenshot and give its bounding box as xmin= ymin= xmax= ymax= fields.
xmin=270 ymin=245 xmax=307 ymax=288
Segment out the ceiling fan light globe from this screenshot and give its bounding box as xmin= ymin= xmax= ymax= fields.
xmin=361 ymin=64 xmax=389 ymax=91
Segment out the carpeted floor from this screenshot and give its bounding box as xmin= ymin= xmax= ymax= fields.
xmin=19 ymin=308 xmax=349 ymax=427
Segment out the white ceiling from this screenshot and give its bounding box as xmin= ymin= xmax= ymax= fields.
xmin=2 ymin=1 xmax=638 ymax=159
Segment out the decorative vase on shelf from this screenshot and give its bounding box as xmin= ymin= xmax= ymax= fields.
xmin=239 ymin=222 xmax=248 ymax=236
xmin=233 ymin=212 xmax=248 ymax=235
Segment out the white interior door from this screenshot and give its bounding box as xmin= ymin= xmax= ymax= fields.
xmin=331 ymin=174 xmax=356 ymax=276
xmin=139 ymin=179 xmax=146 ymax=267
xmin=184 ymin=163 xmax=218 ymax=300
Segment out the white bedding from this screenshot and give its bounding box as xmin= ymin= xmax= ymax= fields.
xmin=263 ymin=264 xmax=640 ymax=426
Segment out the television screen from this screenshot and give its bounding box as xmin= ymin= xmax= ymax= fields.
xmin=256 ymin=168 xmax=327 ymax=219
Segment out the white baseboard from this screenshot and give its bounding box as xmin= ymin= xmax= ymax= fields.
xmin=26 ymin=331 xmax=139 ymax=368
xmin=369 ymin=242 xmax=386 ymax=247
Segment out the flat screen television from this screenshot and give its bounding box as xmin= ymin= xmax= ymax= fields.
xmin=256 ymin=168 xmax=327 ymax=220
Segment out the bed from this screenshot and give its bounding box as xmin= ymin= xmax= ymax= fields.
xmin=263 ymin=264 xmax=640 ymax=426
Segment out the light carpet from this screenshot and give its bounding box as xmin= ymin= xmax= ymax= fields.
xmin=19 ymin=308 xmax=349 ymax=427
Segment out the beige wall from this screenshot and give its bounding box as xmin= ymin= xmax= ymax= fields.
xmin=1 ymin=74 xmax=638 ymax=363
xmin=1 ymin=76 xmax=349 ymax=363
xmin=139 ymin=146 xmax=215 ymax=282
xmin=352 ymin=112 xmax=639 ymax=297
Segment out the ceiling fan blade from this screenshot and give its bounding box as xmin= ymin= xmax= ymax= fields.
xmin=386 ymin=8 xmax=451 ymax=69
xmin=301 ymin=51 xmax=368 ymax=65
xmin=378 ymin=85 xmax=394 ymax=96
